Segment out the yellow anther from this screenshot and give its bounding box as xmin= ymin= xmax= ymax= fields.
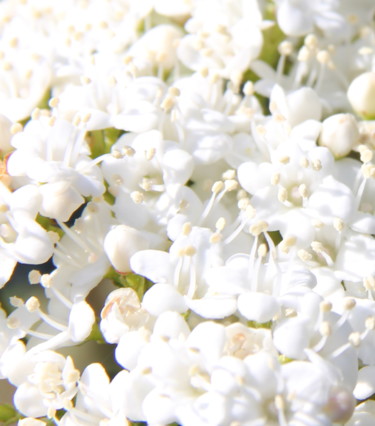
xmin=28 ymin=269 xmax=41 ymax=285
xmin=25 ymin=296 xmax=40 ymax=312
xmin=10 ymin=123 xmax=23 ymax=134
xmin=215 ymin=217 xmax=226 ymax=231
xmin=312 ymin=159 xmax=322 ymax=171
xmin=224 ymin=179 xmax=238 ymax=191
xmin=279 ymin=156 xmax=290 ymax=164
xmin=212 ymin=180 xmax=224 ymax=194
xmin=48 ymin=97 xmax=59 ymax=108
xmin=297 ymin=249 xmax=313 ymax=262
xmin=184 ymin=245 xmax=197 ymax=256
xmin=319 ymin=321 xmax=332 ymax=336
xmin=348 ymin=332 xmax=361 ymax=347
xmin=271 ymin=173 xmax=280 ymax=185
xmin=130 ymin=191 xmax=144 ymax=204
xmin=182 ymin=222 xmax=192 ymax=236
xmin=333 ymin=217 xmax=344 ymax=232
xmin=249 ymin=221 xmax=268 ymax=236
xmin=280 ymin=236 xmax=296 ymax=253
xmin=320 ymin=301 xmax=332 ymax=312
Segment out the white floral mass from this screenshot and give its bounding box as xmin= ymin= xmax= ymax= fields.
xmin=1 ymin=0 xmax=375 ymax=424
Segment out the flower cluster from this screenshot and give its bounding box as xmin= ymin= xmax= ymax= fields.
xmin=0 ymin=0 xmax=375 ymax=424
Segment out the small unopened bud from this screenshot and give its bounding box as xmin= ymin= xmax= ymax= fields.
xmin=347 ymin=72 xmax=375 ymax=119
xmin=319 ymin=114 xmax=359 ymax=158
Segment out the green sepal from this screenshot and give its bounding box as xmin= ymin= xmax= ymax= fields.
xmin=0 ymin=403 xmax=22 ymax=424
xmin=36 ymin=214 xmax=64 ymax=238
xmin=86 ymin=321 xmax=106 ymax=344
xmin=278 ymin=354 xmax=294 ymax=364
xmin=87 ymin=128 xmax=124 ymax=159
xmin=247 ymin=320 xmax=272 ymax=329
xmin=105 ymin=269 xmax=154 ymax=300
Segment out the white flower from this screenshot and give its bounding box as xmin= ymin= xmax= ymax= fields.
xmin=131 ymin=226 xmax=231 ymax=318
xmin=60 ymin=363 xmax=129 ymax=425
xmin=0 ymin=182 xmax=54 ymax=286
xmin=100 ymin=287 xmax=153 ymax=344
xmin=177 ymin=0 xmax=265 ymax=81
xmin=275 ymin=0 xmax=347 ymax=40
xmin=11 ymin=350 xmax=79 ymax=418
xmin=50 ymin=200 xmax=113 ymax=299
xmin=7 ymin=116 xmax=105 ymax=222
xmin=104 ymin=225 xmax=157 ymax=273
xmin=282 ymin=352 xmax=355 ymax=424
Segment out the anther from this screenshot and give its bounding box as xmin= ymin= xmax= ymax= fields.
xmin=145 ymin=147 xmax=156 ymax=161
xmin=222 ymin=169 xmax=236 ymax=180
xmin=319 ymin=321 xmax=332 ymax=336
xmin=271 ymin=173 xmax=280 ymax=185
xmin=40 ymin=274 xmax=52 ymax=288
xmin=10 ymin=123 xmax=23 ymax=134
xmin=298 ymin=249 xmax=313 ymax=262
xmin=279 ymin=236 xmax=296 ymax=253
xmin=48 ymin=97 xmax=59 ymax=108
xmin=122 ymin=146 xmax=135 ymax=157
xmin=342 ymin=298 xmax=356 ymax=311
xmin=279 ymin=155 xmax=290 ymax=164
xmin=249 ymin=221 xmax=268 ymax=236
xmin=365 ymin=316 xmax=375 ymax=331
xmin=362 ymin=163 xmax=375 ymax=178
xmin=28 ymin=269 xmax=41 ymax=285
xmin=320 ymin=301 xmax=332 ymax=312
xmin=348 ymin=332 xmax=361 ymax=347
xmin=312 ymin=159 xmax=322 ymax=171
xmin=278 ymin=187 xmax=288 ymax=203
xmin=278 ymin=40 xmax=293 ymax=56
xmin=224 ymin=179 xmax=238 ymax=191
xmin=304 ymin=34 xmax=318 ymax=50
xmin=31 ymin=108 xmax=41 ymax=120
xmin=9 ymin=296 xmax=24 ymax=308
xmin=168 ymin=87 xmax=180 ymax=97
xmin=182 ymin=222 xmax=192 ymax=236
xmin=212 ymin=180 xmax=224 ymax=194
xmin=298 ymin=184 xmax=308 ymax=198
xmin=300 ymin=157 xmax=309 ymax=168
xmin=215 ymin=217 xmax=226 ymax=231
xmin=333 ymin=218 xmax=344 ymax=232
xmin=184 ymin=245 xmax=197 ymax=256
xmin=258 ymin=243 xmax=268 ymax=258
xmin=130 ymin=191 xmax=144 ymax=204
xmin=243 ymin=81 xmax=254 ymax=96
xmin=25 ymin=296 xmax=40 ymax=312
xmin=316 ymin=50 xmax=330 ymax=65
xmin=360 ymin=148 xmax=373 ymax=163
xmin=364 ymin=276 xmax=375 ymax=291
xmin=210 ymin=233 xmax=222 ymax=244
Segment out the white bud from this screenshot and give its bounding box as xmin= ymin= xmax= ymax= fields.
xmin=319 ymin=113 xmax=359 ymax=158
xmin=104 ymin=225 xmax=151 ymax=273
xmin=347 ymin=72 xmax=375 ymax=118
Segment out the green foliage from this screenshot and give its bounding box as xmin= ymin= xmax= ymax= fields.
xmin=247 ymin=320 xmax=272 ymax=329
xmin=0 ymin=404 xmax=22 ymax=425
xmin=105 ymin=269 xmax=154 ymax=300
xmin=87 ymin=128 xmax=124 ymax=159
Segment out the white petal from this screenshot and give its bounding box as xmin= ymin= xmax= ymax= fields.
xmin=237 ymin=292 xmax=279 ymax=323
xmin=68 ymin=301 xmax=95 ymax=342
xmin=142 ymin=283 xmax=187 ymax=316
xmin=354 ymin=366 xmax=375 ymax=400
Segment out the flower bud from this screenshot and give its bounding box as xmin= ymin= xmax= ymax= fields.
xmin=318 ymin=113 xmax=359 ymax=158
xmin=347 ymin=72 xmax=375 ymax=119
xmin=104 ymin=225 xmax=151 ymax=273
